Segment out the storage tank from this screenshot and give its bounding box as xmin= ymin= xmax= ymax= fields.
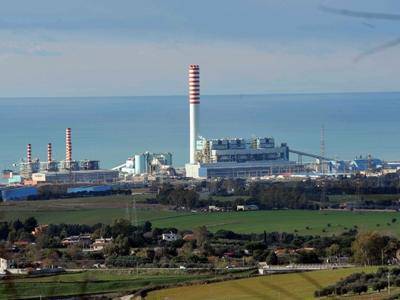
xmin=135 ymin=154 xmax=147 ymax=175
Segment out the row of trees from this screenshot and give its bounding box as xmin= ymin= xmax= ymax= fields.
xmin=315 ymin=267 xmax=400 ymax=297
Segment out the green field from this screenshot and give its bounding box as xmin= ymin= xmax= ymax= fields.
xmin=2 ymin=197 xmax=400 ymax=235
xmin=1 ymin=208 xmax=181 ymax=225
xmin=147 ymin=267 xmax=378 ymax=300
xmin=0 ymin=270 xmax=211 ymax=299
xmin=150 ymin=210 xmax=400 ymax=235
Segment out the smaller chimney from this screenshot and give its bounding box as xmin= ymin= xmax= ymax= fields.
xmin=66 ymin=128 xmax=72 ymax=161
xmin=47 ymin=143 xmax=52 ymax=163
xmin=27 ymin=144 xmax=32 ymax=163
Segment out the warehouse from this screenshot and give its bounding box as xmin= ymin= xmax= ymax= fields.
xmin=31 ymin=170 xmax=118 ymax=184
xmin=1 ymin=186 xmax=38 ymax=202
xmin=67 ymin=185 xmax=112 ymax=195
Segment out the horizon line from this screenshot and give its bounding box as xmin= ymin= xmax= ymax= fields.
xmin=0 ymin=90 xmax=399 ymax=99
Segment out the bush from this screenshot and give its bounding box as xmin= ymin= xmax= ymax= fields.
xmin=352 ymin=284 xmax=367 ymax=295
xmin=372 ymin=280 xmax=387 ymax=292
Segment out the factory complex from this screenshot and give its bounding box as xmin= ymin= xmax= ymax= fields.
xmin=2 ymin=63 xmax=400 ymax=200
xmin=186 ymin=137 xmax=304 ymax=178
xmin=185 ymin=65 xmax=317 ymax=179
xmin=9 ymin=128 xmax=119 ymax=186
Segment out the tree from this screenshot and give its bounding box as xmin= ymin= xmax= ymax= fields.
xmin=352 ymin=231 xmax=387 ymax=265
xmin=111 ymin=219 xmax=135 ymax=238
xmin=12 ymin=219 xmax=23 ymax=232
xmin=372 ymin=280 xmax=387 ymax=292
xmin=295 ymin=250 xmax=321 ymax=264
xmin=0 ymin=222 xmax=9 ymax=241
xmin=23 ymin=217 xmax=38 ymax=232
xmin=266 ymin=251 xmax=278 ymax=265
xmin=193 ymin=226 xmax=208 ymax=248
xmin=352 ymin=284 xmax=367 ymax=295
xmin=143 ymin=221 xmax=152 ymax=233
xmin=104 ymin=235 xmax=130 ymax=256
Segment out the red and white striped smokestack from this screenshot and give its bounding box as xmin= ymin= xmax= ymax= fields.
xmin=189 ymin=64 xmax=200 ymax=164
xmin=27 ymin=144 xmax=32 ymax=163
xmin=47 ymin=143 xmax=52 ymax=163
xmin=66 ymin=128 xmax=72 ymax=161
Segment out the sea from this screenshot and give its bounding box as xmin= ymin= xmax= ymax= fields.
xmin=0 ymin=92 xmax=399 ymax=175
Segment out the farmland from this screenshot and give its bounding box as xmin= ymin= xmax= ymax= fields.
xmin=147 ymin=267 xmax=378 ymax=300
xmin=0 ymin=270 xmax=213 ymax=299
xmin=2 ymin=196 xmax=400 ymax=235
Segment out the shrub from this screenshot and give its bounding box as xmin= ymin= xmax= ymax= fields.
xmin=352 ymin=284 xmax=367 ymax=295
xmin=372 ymin=280 xmax=387 ymax=292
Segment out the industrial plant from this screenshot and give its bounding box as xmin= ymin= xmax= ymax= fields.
xmin=2 ymin=64 xmax=400 ymax=191
xmin=114 ymin=151 xmax=174 ymax=178
xmin=12 ymin=128 xmax=118 ymax=185
xmin=183 ymin=64 xmax=399 ymax=179
xmin=185 ymin=65 xmax=304 ymax=179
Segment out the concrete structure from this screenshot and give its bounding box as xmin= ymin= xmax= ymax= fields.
xmin=66 ymin=127 xmax=72 ymax=161
xmin=118 ymin=152 xmax=173 ymax=175
xmin=20 ymin=144 xmax=40 ymax=178
xmin=184 ymin=66 xmax=303 ymax=179
xmin=88 ymin=238 xmax=113 ymax=252
xmin=161 ymin=232 xmax=179 ymax=242
xmin=189 ymin=64 xmax=200 ymax=164
xmin=31 ymin=170 xmax=118 ymax=184
xmin=186 ymin=137 xmax=303 ymax=178
xmin=8 ymin=175 xmax=23 ymax=184
xmin=0 ymin=258 xmax=8 ymax=274
xmin=208 ymin=205 xmax=223 ymax=212
xmin=350 ymin=158 xmax=383 ymax=172
xmin=16 ymin=128 xmax=114 ymax=184
xmin=61 ymin=234 xmax=92 ymax=247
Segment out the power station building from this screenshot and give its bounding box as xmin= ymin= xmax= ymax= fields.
xmin=119 ymin=152 xmax=173 ymax=175
xmin=184 ymin=65 xmax=303 ymax=179
xmin=17 ymin=128 xmax=118 ymax=184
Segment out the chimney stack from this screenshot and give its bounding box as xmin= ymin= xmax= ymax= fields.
xmin=47 ymin=143 xmax=52 ymax=163
xmin=27 ymin=144 xmax=32 ymax=163
xmin=189 ymin=64 xmax=200 ymax=164
xmin=66 ymin=128 xmax=72 ymax=161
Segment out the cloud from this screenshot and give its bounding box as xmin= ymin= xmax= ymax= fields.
xmin=0 ymin=41 xmax=61 ymax=57
xmin=0 ymin=37 xmax=398 ymax=97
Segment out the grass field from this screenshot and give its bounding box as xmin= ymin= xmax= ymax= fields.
xmin=2 ymin=196 xmax=400 ymax=235
xmin=329 ymin=194 xmax=400 ymax=204
xmin=0 ymin=271 xmax=211 ymax=299
xmin=147 ymin=267 xmax=378 ymax=300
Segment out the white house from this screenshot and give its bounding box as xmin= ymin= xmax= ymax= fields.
xmin=162 ymin=232 xmax=179 ymax=242
xmin=90 ymin=237 xmax=113 ymax=251
xmin=0 ymin=258 xmax=8 ymax=274
xmin=237 ymin=204 xmax=259 ymax=211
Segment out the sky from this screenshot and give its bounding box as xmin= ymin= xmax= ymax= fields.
xmin=0 ymin=0 xmax=399 ymax=97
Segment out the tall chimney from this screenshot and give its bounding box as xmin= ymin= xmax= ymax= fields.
xmin=27 ymin=144 xmax=32 ymax=163
xmin=189 ymin=64 xmax=200 ymax=164
xmin=47 ymin=143 xmax=52 ymax=163
xmin=66 ymin=128 xmax=72 ymax=161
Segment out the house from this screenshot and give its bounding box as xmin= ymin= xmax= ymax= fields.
xmin=161 ymin=232 xmax=179 ymax=242
xmin=236 ymin=204 xmax=259 ymax=211
xmin=61 ymin=234 xmax=92 ymax=247
xmin=0 ymin=258 xmax=8 ymax=274
xmin=89 ymin=237 xmax=113 ymax=252
xmin=208 ymin=205 xmax=223 ymax=212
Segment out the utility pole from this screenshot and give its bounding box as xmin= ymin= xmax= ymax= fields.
xmin=132 ymin=194 xmax=138 ymax=227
